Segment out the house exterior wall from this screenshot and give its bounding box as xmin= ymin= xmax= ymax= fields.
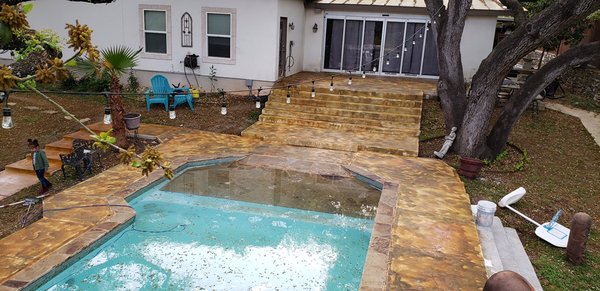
xmin=278 ymin=0 xmax=306 ymax=77
xmin=27 ymin=0 xmax=290 ymax=91
xmin=461 ymin=16 xmax=497 ymax=80
xmin=303 ymin=8 xmax=325 ymax=72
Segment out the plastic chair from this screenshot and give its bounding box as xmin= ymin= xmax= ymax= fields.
xmin=145 ymin=75 xmax=170 ymax=111
xmin=145 ymin=75 xmax=194 ymax=111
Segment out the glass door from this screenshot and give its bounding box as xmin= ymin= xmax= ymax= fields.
xmin=342 ymin=19 xmax=363 ymax=71
xmin=402 ymin=22 xmax=426 ymax=75
xmin=382 ymin=21 xmax=405 ymax=74
xmin=323 ymin=18 xmax=344 ymax=70
xmin=361 ymin=20 xmax=383 ymax=73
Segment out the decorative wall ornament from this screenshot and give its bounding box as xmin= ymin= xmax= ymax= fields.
xmin=181 ymin=12 xmax=192 ymax=47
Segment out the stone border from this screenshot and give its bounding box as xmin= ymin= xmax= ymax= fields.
xmin=14 ymin=155 xmax=393 ymax=290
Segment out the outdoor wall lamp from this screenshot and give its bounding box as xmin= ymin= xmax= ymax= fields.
xmin=312 ymin=23 xmax=318 ymax=33
xmin=1 ymin=91 xmax=13 ymax=129
xmin=289 ymin=22 xmax=295 ymax=30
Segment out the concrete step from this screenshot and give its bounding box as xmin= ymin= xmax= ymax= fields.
xmin=484 ymin=216 xmax=542 ymax=291
xmin=45 ymin=139 xmax=74 ymax=152
xmin=63 ymin=130 xmax=94 ymax=142
xmin=261 ymin=107 xmax=420 ymax=124
xmin=4 ymin=159 xmax=61 ymax=177
xmin=476 ymin=223 xmax=504 ymax=276
xmin=504 ymin=228 xmax=543 ymax=291
xmin=241 ymin=122 xmax=418 ymax=156
xmin=267 ymin=97 xmax=421 ymax=115
xmin=258 ymin=114 xmax=419 ymax=135
xmin=288 ymin=91 xmax=423 ymax=107
xmin=281 ymin=87 xmax=424 ymax=100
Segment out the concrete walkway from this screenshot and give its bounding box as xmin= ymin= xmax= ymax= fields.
xmin=545 ymin=102 xmax=600 ymax=149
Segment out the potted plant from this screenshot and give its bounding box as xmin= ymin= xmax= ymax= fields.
xmin=123 ymin=112 xmax=141 ymax=130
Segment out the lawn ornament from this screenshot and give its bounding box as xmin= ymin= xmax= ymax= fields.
xmin=434 ymin=126 xmax=457 ymax=159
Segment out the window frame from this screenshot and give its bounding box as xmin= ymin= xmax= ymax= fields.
xmin=202 ymin=7 xmax=236 ymax=64
xmin=139 ymin=4 xmax=172 ymax=60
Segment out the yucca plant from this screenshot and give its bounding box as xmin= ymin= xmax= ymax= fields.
xmin=77 ymin=45 xmax=141 ymax=147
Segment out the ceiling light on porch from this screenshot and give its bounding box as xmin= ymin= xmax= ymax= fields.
xmin=103 ymin=107 xmax=112 ymax=124
xmin=311 ymin=80 xmax=316 ymax=98
xmin=329 ymin=76 xmax=334 ymax=92
xmin=2 ymin=107 xmax=13 ymax=129
xmin=169 ymin=105 xmax=176 ymax=119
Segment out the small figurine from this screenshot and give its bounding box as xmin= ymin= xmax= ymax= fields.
xmin=434 ymin=126 xmax=457 ymax=159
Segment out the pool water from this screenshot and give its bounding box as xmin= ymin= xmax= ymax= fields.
xmin=40 ymin=164 xmax=377 ymax=290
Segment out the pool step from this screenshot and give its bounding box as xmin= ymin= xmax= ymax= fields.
xmin=476 ymin=215 xmax=543 ymax=290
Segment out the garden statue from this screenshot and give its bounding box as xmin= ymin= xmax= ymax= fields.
xmin=434 ymin=127 xmax=457 ymax=159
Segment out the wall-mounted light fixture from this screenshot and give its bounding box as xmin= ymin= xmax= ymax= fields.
xmin=312 ymin=23 xmax=318 ymax=33
xmin=289 ymin=22 xmax=295 ymax=30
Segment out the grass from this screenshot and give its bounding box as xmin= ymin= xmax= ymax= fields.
xmin=419 ymin=100 xmax=600 ymax=290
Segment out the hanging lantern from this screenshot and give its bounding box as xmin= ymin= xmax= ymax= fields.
xmin=311 ymin=80 xmax=316 ymax=98
xmin=221 ymin=103 xmax=228 ymax=115
xmin=329 ymin=76 xmax=334 ymax=92
xmin=169 ymin=105 xmax=176 ymax=119
xmin=2 ymin=107 xmax=13 ymax=129
xmin=103 ymin=107 xmax=112 ymax=124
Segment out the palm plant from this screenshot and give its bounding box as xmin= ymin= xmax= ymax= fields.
xmin=77 ymin=45 xmax=141 ymax=147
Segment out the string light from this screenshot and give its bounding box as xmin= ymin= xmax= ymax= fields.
xmin=168 ymin=104 xmax=176 ymax=119
xmin=311 ymin=80 xmax=316 ymax=97
xmin=2 ymin=107 xmax=13 ymax=129
xmin=396 ymin=52 xmax=400 ymax=58
xmin=412 ymin=40 xmax=416 ymax=45
xmin=348 ymin=75 xmax=352 ymax=85
xmin=256 ymin=87 xmax=262 ymax=108
xmin=385 ymin=58 xmax=390 ymax=65
xmin=372 ymin=66 xmax=377 ymax=71
xmin=103 ymin=107 xmax=112 ymax=124
xmin=419 ymin=33 xmax=423 ymax=38
xmin=286 ymin=85 xmax=291 ymax=104
xmin=404 ymin=47 xmax=408 ymax=52
xmin=220 ymin=91 xmax=227 ymax=115
xmin=329 ymin=76 xmax=334 ymax=92
xmin=362 ymin=70 xmax=366 ymax=78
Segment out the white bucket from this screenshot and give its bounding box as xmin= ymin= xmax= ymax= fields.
xmin=476 ymin=200 xmax=497 ymax=227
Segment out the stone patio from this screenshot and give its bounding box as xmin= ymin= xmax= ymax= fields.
xmin=0 ymin=122 xmax=486 ymax=290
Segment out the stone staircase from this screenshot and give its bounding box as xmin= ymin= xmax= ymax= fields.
xmin=2 ymin=123 xmax=109 ymax=181
xmin=242 ymin=85 xmax=423 ymax=156
xmin=477 ymin=216 xmax=543 ymax=290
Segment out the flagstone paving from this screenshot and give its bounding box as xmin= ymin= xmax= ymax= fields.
xmin=0 ymin=124 xmax=487 ymax=290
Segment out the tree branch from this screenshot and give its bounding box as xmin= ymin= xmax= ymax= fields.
xmin=487 ymin=41 xmax=600 ymax=156
xmin=498 ymin=0 xmax=527 ymax=26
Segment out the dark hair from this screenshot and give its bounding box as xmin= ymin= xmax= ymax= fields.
xmin=27 ymin=138 xmax=39 ymax=148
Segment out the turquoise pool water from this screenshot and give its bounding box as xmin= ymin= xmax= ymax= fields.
xmin=40 ymin=165 xmax=375 ymax=290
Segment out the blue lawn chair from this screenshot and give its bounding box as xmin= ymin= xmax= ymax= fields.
xmin=145 ymin=75 xmax=194 ymax=111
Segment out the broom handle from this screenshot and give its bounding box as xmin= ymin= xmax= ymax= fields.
xmin=505 ymin=205 xmax=541 ymax=227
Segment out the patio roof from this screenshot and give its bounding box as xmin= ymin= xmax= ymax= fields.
xmin=313 ymin=0 xmax=507 ymax=12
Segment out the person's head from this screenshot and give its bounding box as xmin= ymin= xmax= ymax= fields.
xmin=27 ymin=139 xmax=39 ymax=151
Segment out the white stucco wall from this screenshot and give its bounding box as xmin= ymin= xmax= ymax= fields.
xmin=278 ymin=0 xmax=306 ymax=77
xmin=460 ymin=16 xmax=497 ymax=80
xmin=27 ymin=0 xmax=292 ymax=90
xmin=303 ymin=8 xmax=325 ymax=72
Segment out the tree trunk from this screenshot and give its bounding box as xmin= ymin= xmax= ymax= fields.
xmin=453 ymin=0 xmax=600 ymax=158
xmin=486 ymin=41 xmax=600 ymax=156
xmin=109 ymin=76 xmax=127 ymax=148
xmin=425 ymin=0 xmax=470 ymax=132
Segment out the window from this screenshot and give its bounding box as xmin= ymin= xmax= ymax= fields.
xmin=139 ymin=5 xmax=171 ymax=59
xmin=202 ymin=8 xmax=236 ymax=64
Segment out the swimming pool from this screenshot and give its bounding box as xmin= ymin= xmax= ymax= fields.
xmin=39 ymin=162 xmax=380 ymax=290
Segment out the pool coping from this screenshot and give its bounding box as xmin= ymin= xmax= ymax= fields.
xmin=1 ymin=132 xmax=487 ymax=290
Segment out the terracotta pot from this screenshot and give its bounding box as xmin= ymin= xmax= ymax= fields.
xmin=123 ymin=113 xmax=141 ymax=130
xmin=458 ymin=156 xmax=484 ymax=179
